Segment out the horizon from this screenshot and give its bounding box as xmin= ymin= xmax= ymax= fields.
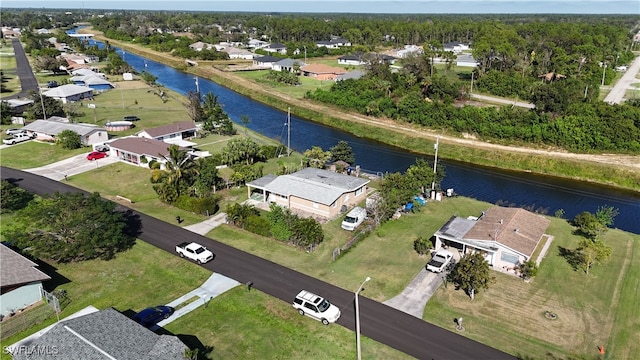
xmin=1 ymin=1 xmax=639 ymax=15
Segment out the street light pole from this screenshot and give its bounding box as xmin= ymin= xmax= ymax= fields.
xmin=355 ymin=276 xmax=371 ymax=360
xmin=601 ymin=62 xmax=607 ymax=86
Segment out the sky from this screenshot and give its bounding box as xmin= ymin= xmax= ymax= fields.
xmin=1 ymin=1 xmax=639 ymax=15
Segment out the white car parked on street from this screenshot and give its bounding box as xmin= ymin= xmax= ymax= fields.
xmin=292 ymin=290 xmax=341 ymax=325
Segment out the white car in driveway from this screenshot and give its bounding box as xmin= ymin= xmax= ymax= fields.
xmin=426 ymin=249 xmax=454 ymax=273
xmin=3 ymin=132 xmax=34 ymax=145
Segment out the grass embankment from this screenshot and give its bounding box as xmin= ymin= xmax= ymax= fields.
xmin=89 ymin=31 xmax=639 ymax=191
xmin=0 ymin=241 xmax=409 ymax=360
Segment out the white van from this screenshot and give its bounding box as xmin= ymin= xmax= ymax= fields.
xmin=341 ymin=206 xmax=366 ymax=231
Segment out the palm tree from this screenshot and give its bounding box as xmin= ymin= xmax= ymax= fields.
xmin=161 ymin=145 xmax=197 ymax=193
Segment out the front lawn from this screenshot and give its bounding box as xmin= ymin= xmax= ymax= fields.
xmin=423 ymin=220 xmax=639 ymax=360
xmin=0 ymin=241 xmax=409 ymax=360
xmin=0 ymin=141 xmax=88 ymax=169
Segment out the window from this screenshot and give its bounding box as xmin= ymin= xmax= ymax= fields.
xmin=304 ymin=302 xmax=317 ymax=312
xmin=294 ymin=298 xmax=303 ymax=306
xmin=500 ymin=252 xmax=519 ymax=265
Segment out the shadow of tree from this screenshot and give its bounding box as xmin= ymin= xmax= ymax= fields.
xmin=558 ymin=246 xmax=581 ymax=271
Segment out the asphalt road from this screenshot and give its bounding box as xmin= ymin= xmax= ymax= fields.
xmin=2 ymin=38 xmax=39 ymax=100
xmin=1 ymin=166 xmax=515 ymax=360
xmin=603 ymin=55 xmax=640 ymax=104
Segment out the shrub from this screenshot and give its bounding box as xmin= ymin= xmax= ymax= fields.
xmin=413 ymin=236 xmax=433 ymax=255
xmin=173 ymin=195 xmax=220 ymax=215
xmin=244 ymin=215 xmax=271 ymax=237
xmin=518 ymin=260 xmax=539 ymax=280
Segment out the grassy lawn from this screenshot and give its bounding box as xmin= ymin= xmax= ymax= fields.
xmin=208 ymin=197 xmax=490 ymax=301
xmin=207 ymin=199 xmax=640 ymax=359
xmin=423 ymin=220 xmax=640 ymax=360
xmin=0 ymin=141 xmax=88 ymax=169
xmin=0 ymin=45 xmax=20 ymax=97
xmin=0 ymin=240 xmax=409 ymax=360
xmin=69 ymin=82 xmax=190 ymax=134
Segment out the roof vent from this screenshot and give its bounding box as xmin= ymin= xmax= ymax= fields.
xmin=514 ymin=228 xmax=519 ymax=233
xmin=499 ymin=219 xmax=503 ymax=224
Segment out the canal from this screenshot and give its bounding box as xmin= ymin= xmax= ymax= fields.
xmin=79 ymin=31 xmax=640 ymax=234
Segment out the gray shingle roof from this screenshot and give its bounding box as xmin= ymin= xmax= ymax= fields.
xmin=11 ymin=308 xmax=187 ymax=360
xmin=249 ymin=168 xmax=369 ymax=205
xmin=23 ymin=120 xmax=105 ymax=137
xmin=0 ymin=244 xmax=51 ymax=288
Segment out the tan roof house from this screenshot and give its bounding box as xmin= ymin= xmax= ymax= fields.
xmin=433 ymin=207 xmax=551 ymax=272
xmin=137 ymin=121 xmax=197 ymax=147
xmin=1 ymin=244 xmax=51 ymax=318
xmin=300 ymin=64 xmax=347 ymax=81
xmin=246 ymin=167 xmax=369 ymax=219
xmin=108 ymin=136 xmax=185 ymax=168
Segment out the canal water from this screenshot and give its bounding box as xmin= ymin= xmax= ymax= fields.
xmin=78 ymin=31 xmax=640 ymax=234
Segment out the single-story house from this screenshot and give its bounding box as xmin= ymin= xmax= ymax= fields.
xmin=272 ymin=58 xmax=306 ymax=73
xmin=337 ymin=54 xmax=365 ymax=66
xmin=108 ymin=136 xmax=183 ymax=168
xmin=189 ymin=41 xmax=214 ymax=51
xmin=42 ymin=84 xmax=94 ymax=103
xmin=263 ymin=42 xmax=287 ymax=55
xmin=246 ymin=167 xmax=370 ymax=219
xmin=60 ymin=53 xmax=94 ymax=64
xmin=0 ymin=244 xmax=51 ymax=318
xmin=70 ymin=73 xmax=114 ymax=90
xmin=396 ymin=45 xmax=423 ymax=58
xmin=455 ymin=54 xmax=478 ymax=68
xmin=338 ymin=53 xmax=395 ymax=66
xmin=3 ymin=98 xmax=34 ymax=114
xmin=443 ymin=41 xmax=470 ymax=54
xmin=335 ymin=69 xmax=366 ymax=82
xmin=222 ymin=46 xmax=255 ymax=60
xmin=137 ymin=120 xmax=197 ymax=147
xmin=247 ymin=38 xmax=269 ymax=49
xmin=253 ymin=55 xmax=281 ymax=68
xmin=9 ymin=307 xmax=187 ymax=360
xmin=23 ymin=119 xmax=107 ymax=145
xmin=316 ymin=37 xmax=351 ymax=49
xmin=433 ymin=207 xmax=551 ymax=271
xmin=300 ymin=64 xmax=347 ymax=81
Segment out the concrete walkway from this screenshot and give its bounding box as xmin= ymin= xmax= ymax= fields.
xmin=156 ymin=273 xmax=240 ymax=328
xmin=182 ymin=212 xmax=228 ymax=235
xmin=383 ymin=268 xmax=445 ymax=318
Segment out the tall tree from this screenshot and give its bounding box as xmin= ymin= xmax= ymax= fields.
xmin=56 ymin=130 xmax=82 ymax=149
xmin=576 ymin=238 xmax=611 ymax=275
xmin=447 ymin=252 xmax=493 ymax=300
xmin=329 ymin=140 xmax=355 ymax=165
xmin=1 ymin=180 xmax=34 ymax=213
xmin=186 ymin=91 xmax=206 ymax=123
xmin=3 ymin=192 xmax=135 ymax=262
xmin=302 ymin=146 xmax=332 ymax=168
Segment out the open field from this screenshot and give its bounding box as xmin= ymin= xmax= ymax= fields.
xmin=0 ymin=241 xmax=409 ymax=360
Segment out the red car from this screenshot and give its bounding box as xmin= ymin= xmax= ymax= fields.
xmin=87 ymin=151 xmax=107 ymax=160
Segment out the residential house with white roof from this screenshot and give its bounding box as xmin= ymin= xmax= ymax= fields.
xmin=246 ymin=167 xmax=370 ymax=219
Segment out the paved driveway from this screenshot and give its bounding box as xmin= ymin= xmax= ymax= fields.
xmin=25 ymin=152 xmax=119 ymax=181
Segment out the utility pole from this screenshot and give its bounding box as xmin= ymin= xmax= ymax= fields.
xmin=287 ymin=107 xmax=291 ymax=156
xmin=431 ymin=135 xmax=439 ymax=191
xmin=470 ymin=72 xmax=474 ymax=93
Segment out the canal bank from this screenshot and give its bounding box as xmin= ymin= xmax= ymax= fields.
xmin=74 ymin=28 xmax=640 ymax=233
xmin=83 ymin=29 xmax=640 ymax=193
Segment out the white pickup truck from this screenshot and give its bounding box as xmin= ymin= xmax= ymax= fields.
xmin=175 ymin=242 xmax=214 ymax=264
xmin=3 ymin=132 xmax=34 ymax=145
